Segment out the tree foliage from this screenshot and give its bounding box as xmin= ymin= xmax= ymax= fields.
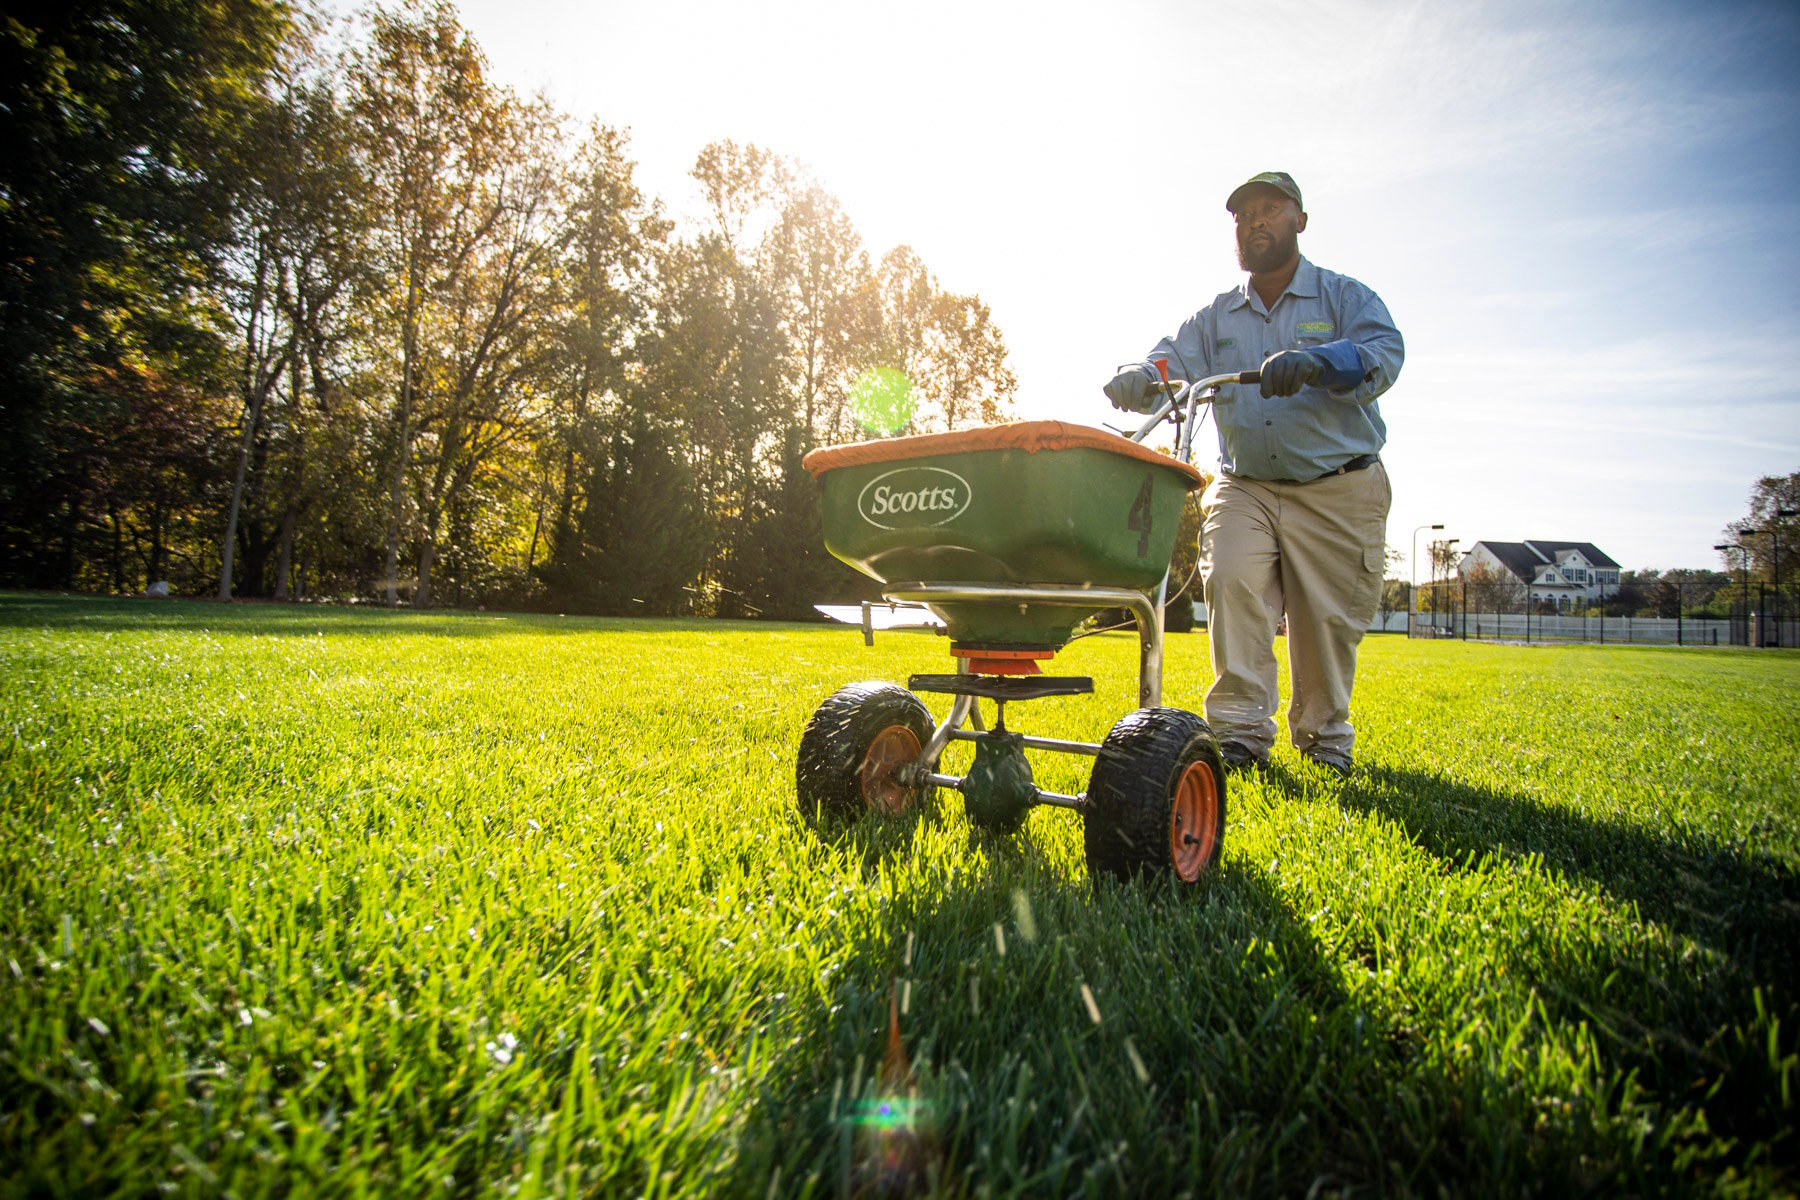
xmin=0 ymin=0 xmax=290 ymax=586
xmin=0 ymin=2 xmax=1020 ymax=610
xmin=1721 ymin=470 xmax=1800 ymax=590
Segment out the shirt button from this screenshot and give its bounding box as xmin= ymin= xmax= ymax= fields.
xmin=1265 ymin=419 xmax=1273 ymax=426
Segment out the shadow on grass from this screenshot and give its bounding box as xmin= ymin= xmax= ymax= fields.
xmin=0 ymin=592 xmax=827 ymax=640
xmin=1314 ymin=764 xmax=1800 ymax=992
xmin=757 ymin=757 xmax=1800 ymax=1196
xmin=730 ymin=848 xmax=1473 ymax=1198
xmin=1274 ymin=763 xmax=1800 ymax=1178
xmin=798 ymin=800 xmax=944 ymax=875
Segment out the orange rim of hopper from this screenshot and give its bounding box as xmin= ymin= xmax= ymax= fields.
xmin=1169 ymin=759 xmax=1219 ymax=881
xmin=860 ymin=725 xmax=923 ymax=814
xmin=800 ymin=420 xmax=1207 ymax=490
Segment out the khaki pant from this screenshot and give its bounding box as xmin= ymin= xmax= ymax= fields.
xmin=1197 ymin=463 xmax=1391 ymax=758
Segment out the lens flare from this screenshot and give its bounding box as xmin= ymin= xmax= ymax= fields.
xmin=850 ymin=367 xmax=916 ymax=437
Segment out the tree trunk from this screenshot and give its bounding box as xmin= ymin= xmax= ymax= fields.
xmin=108 ymin=500 xmax=125 ymax=594
xmin=386 ymin=259 xmax=421 ymax=607
xmin=526 ymin=494 xmax=544 ymax=575
xmin=385 ymin=400 xmax=411 ymax=606
xmin=217 ymin=381 xmax=270 ymax=599
xmin=416 ymin=525 xmax=436 ymax=607
xmin=273 ymin=507 xmax=296 ymax=600
xmin=149 ymin=507 xmax=168 ymax=585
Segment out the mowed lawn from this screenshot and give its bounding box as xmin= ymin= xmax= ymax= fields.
xmin=1 ymin=594 xmax=1796 ymax=1198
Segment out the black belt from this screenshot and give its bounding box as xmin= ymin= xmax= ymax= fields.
xmin=1295 ymin=454 xmax=1378 ymax=484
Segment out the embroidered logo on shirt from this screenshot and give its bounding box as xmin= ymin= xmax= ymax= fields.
xmin=1296 ymin=320 xmax=1334 ymax=336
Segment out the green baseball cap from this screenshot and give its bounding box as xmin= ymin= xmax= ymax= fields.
xmin=1226 ymin=171 xmax=1303 ymax=214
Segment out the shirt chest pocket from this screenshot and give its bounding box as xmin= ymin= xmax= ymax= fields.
xmin=1211 ymin=335 xmax=1253 ymax=373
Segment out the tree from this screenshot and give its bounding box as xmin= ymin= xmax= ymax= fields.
xmin=1463 ymin=558 xmax=1527 ymax=616
xmin=535 ymin=123 xmax=666 ymax=603
xmin=1723 ymin=470 xmax=1800 ymax=592
xmin=915 ymin=291 xmax=1017 ymax=432
xmin=217 ymin=55 xmax=370 ymax=598
xmin=0 ymin=0 xmax=291 ymax=587
xmin=408 ymin=97 xmax=565 ymax=608
xmin=1377 ymin=547 xmax=1409 ymax=630
xmin=0 ymin=10 xmax=1022 ymax=613
xmin=561 ymin=416 xmax=712 ymax=615
xmin=1656 ymin=567 xmax=1726 ymax=619
xmin=1418 ymin=539 xmax=1462 ymax=617
xmin=349 ymin=1 xmax=522 ymax=606
xmin=768 ymin=181 xmax=874 ymax=449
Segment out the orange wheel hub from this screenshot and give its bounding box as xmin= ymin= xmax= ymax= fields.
xmin=1169 ymin=759 xmax=1220 ymax=881
xmin=860 ymin=725 xmax=923 ymax=815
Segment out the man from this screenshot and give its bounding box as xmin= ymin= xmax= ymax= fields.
xmin=1104 ymin=171 xmax=1403 ymax=777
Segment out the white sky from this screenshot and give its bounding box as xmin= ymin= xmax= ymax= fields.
xmin=350 ymin=0 xmax=1800 ymax=579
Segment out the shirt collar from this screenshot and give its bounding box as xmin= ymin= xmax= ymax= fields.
xmin=1226 ymin=255 xmax=1320 ymax=312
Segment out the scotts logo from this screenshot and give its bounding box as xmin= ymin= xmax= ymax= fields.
xmin=856 ymin=466 xmax=972 ymax=530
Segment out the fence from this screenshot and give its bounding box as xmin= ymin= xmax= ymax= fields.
xmin=1409 ymin=611 xmax=1800 ymax=646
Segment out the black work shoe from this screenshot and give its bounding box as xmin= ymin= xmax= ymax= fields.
xmin=1303 ymin=749 xmax=1353 ymax=779
xmin=1219 ymin=741 xmax=1269 ymax=774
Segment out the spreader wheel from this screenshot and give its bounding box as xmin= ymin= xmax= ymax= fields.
xmin=1083 ymin=707 xmax=1226 ymax=885
xmin=797 ymin=682 xmax=936 ymax=821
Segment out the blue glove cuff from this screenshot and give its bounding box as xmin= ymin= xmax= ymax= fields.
xmin=1309 ymin=340 xmax=1366 ymax=391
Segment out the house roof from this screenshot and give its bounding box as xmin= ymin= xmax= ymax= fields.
xmin=1524 ymin=540 xmax=1619 ymax=569
xmin=1468 ymin=538 xmax=1620 ymax=584
xmin=1473 ymin=541 xmax=1548 ymax=583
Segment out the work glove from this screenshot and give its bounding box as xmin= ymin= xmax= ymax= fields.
xmin=1259 ymin=350 xmax=1325 ymax=398
xmin=1104 ymin=369 xmax=1153 ymax=413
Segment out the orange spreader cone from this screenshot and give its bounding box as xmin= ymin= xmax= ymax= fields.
xmin=951 ymin=645 xmax=1053 ymax=677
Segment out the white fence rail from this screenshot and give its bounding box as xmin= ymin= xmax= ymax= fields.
xmin=1408 ymin=613 xmax=1800 ymax=646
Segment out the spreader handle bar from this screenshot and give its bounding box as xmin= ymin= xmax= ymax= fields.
xmin=1129 ymin=369 xmax=1262 ymax=447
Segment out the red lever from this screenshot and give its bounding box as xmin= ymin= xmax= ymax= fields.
xmin=1154 ymin=359 xmax=1170 ymax=385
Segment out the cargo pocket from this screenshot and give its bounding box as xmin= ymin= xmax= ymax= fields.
xmin=1351 ymin=543 xmax=1385 ymax=626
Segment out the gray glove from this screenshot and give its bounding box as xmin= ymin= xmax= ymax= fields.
xmin=1104 ymin=369 xmax=1153 ymax=412
xmin=1259 ymin=350 xmax=1324 ymax=398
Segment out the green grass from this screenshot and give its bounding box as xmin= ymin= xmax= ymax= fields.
xmin=1 ymin=593 xmax=1796 ymax=1198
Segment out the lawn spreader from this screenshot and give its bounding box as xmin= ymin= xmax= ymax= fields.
xmin=796 ymin=368 xmax=1261 ymax=883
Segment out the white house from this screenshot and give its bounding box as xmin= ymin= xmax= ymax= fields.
xmin=1458 ymin=540 xmax=1621 ymax=610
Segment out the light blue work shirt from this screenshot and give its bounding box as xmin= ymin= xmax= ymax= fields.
xmin=1131 ymin=257 xmax=1404 ymax=482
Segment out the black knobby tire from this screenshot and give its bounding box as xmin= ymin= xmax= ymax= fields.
xmin=796 ymin=682 xmax=936 ymax=821
xmin=1083 ymin=707 xmax=1226 ymax=885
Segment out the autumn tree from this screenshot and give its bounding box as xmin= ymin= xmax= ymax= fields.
xmin=1723 ymin=470 xmax=1800 ymax=593
xmin=0 ymin=0 xmax=290 ymax=586
xmin=349 ymin=1 xmax=522 ymax=605
xmin=1462 ymin=558 xmax=1527 ymax=616
xmin=217 ymin=47 xmax=373 ymax=598
xmin=532 ymin=124 xmax=667 ymax=597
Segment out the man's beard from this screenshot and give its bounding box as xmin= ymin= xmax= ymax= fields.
xmin=1237 ymin=228 xmax=1298 ymax=273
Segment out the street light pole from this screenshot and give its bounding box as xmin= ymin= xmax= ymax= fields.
xmin=1429 ymin=538 xmax=1459 ymax=636
xmin=1741 ymin=528 xmax=1762 ymax=645
xmin=1411 ymin=523 xmax=1443 ymax=638
xmin=1771 ymin=508 xmax=1797 ymax=648
xmin=1716 ymin=541 xmax=1750 ymax=645
xmin=1444 ymin=538 xmax=1460 ymax=636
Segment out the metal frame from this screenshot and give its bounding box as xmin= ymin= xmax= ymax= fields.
xmin=883 ymin=370 xmax=1253 ymax=817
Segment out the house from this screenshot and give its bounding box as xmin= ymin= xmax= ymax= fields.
xmin=1458 ymin=540 xmax=1621 ymax=610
